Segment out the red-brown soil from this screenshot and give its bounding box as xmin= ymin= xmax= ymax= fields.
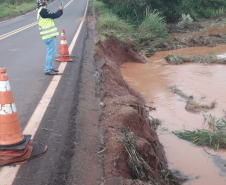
xmin=95 ymin=36 xmax=180 ymax=185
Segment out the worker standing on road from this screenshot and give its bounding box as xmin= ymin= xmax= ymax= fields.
xmin=37 ymin=0 xmax=63 ymax=75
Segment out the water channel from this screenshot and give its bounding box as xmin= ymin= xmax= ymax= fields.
xmin=121 ymin=45 xmax=226 ymax=185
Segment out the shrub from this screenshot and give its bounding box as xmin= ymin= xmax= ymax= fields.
xmin=139 ymin=10 xmax=167 ymax=39
xmin=97 ymin=14 xmax=132 ymax=32
xmin=101 ymin=0 xmax=226 ymax=23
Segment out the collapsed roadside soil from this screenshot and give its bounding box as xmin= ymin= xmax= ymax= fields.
xmin=145 ymin=32 xmax=226 ymax=54
xmin=83 ymin=6 xmax=226 ymax=185
xmin=94 ymin=35 xmax=182 ymax=184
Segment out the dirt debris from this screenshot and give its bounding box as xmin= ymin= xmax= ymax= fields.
xmin=95 ymin=36 xmax=182 ymax=185
xmin=168 ymin=85 xmax=216 ymax=113
xmin=165 ymin=54 xmax=226 ymax=65
xmin=138 ymin=33 xmax=226 ymax=55
xmin=168 ymin=16 xmax=226 ymax=34
xmin=185 ymin=100 xmax=216 ymax=113
xmin=168 ymin=22 xmax=204 ymax=34
xmin=168 ymin=85 xmax=193 ymax=100
xmin=95 ymin=35 xmax=149 ymax=66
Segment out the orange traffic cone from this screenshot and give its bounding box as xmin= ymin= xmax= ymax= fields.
xmin=0 ymin=68 xmax=33 ymax=165
xmin=55 ymin=29 xmax=73 ymax=62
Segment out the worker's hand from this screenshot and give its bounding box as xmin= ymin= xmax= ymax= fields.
xmin=59 ymin=6 xmax=64 ymax=10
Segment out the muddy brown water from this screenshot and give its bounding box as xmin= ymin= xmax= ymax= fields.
xmin=121 ymin=45 xmax=226 ymax=185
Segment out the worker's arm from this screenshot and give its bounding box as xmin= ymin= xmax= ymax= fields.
xmin=40 ymin=8 xmax=63 ymax=19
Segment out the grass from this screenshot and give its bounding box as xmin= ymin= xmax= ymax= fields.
xmin=97 ymin=14 xmax=133 ymax=38
xmin=202 ymin=113 xmax=226 ymax=133
xmin=173 ymin=130 xmax=226 ymax=150
xmin=173 ymin=114 xmax=226 ymax=150
xmin=197 ymin=7 xmax=226 ymax=18
xmin=118 ymin=126 xmax=151 ymax=181
xmin=0 ymin=2 xmax=36 ymax=18
xmin=119 ymin=126 xmax=182 ymax=184
xmin=139 ymin=10 xmax=167 ymax=39
xmin=93 ymin=0 xmax=168 ymax=57
xmin=149 ymin=116 xmax=162 ymax=130
xmin=94 ymin=0 xmax=134 ymax=42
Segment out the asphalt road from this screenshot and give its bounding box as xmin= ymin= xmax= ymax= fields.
xmin=0 ymin=0 xmax=89 ymax=184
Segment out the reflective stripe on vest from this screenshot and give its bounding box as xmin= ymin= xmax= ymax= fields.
xmin=37 ymin=8 xmax=59 ymax=40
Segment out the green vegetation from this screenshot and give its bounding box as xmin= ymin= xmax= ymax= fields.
xmin=0 ymin=1 xmax=36 ymax=18
xmin=0 ymin=0 xmax=53 ymax=18
xmin=181 ymin=0 xmax=226 ymax=19
xmin=173 ymin=114 xmax=226 ymax=150
xmin=101 ymin=0 xmax=181 ymax=23
xmin=149 ymin=116 xmax=162 ymax=130
xmin=93 ymin=0 xmax=167 ymax=56
xmin=173 ymin=129 xmax=226 ymax=150
xmin=139 ymin=10 xmax=167 ymax=39
xmin=102 ymin=0 xmax=226 ymax=22
xmin=94 ymin=0 xmax=133 ymax=40
xmin=94 ymin=0 xmax=226 ymax=57
xmin=203 ymin=113 xmax=226 ymax=133
xmin=0 ymin=0 xmax=34 ymax=4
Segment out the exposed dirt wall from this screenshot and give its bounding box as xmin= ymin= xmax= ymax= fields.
xmin=95 ymin=36 xmax=149 ymax=66
xmin=95 ymin=36 xmax=179 ymax=185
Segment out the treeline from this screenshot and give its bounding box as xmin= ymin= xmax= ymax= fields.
xmin=102 ymin=0 xmax=226 ymax=22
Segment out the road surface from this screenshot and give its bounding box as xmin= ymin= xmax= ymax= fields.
xmin=0 ymin=0 xmax=89 ymax=184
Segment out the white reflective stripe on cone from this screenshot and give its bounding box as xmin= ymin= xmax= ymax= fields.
xmin=0 ymin=81 xmax=11 ymax=91
xmin=0 ymin=103 xmax=17 ymax=114
xmin=61 ymin=33 xmax=65 ymax=36
xmin=61 ymin=40 xmax=67 ymax=44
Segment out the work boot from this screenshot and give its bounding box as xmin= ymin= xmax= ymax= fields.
xmin=51 ymin=68 xmax=59 ymax=72
xmin=45 ymin=71 xmax=58 ymax=75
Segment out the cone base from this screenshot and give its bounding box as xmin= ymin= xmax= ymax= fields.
xmin=0 ymin=140 xmax=32 ymax=157
xmin=0 ymin=146 xmax=33 ymax=165
xmin=55 ymin=59 xmax=73 ymax=62
xmin=0 ymin=135 xmax=31 ymax=150
xmin=55 ymin=56 xmax=73 ymax=62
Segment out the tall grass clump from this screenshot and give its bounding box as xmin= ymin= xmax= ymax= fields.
xmin=0 ymin=1 xmax=36 ymax=18
xmin=93 ymin=0 xmax=109 ymax=15
xmin=97 ymin=14 xmax=132 ymax=33
xmin=0 ymin=0 xmax=54 ymax=18
xmin=181 ymin=0 xmax=226 ymax=19
xmin=94 ymin=0 xmax=133 ymax=40
xmin=173 ymin=114 xmax=226 ymax=150
xmin=0 ymin=0 xmax=35 ymax=4
xmin=173 ymin=130 xmax=226 ymax=150
xmin=93 ymin=0 xmax=168 ymax=57
xmin=102 ymin=0 xmax=181 ymax=23
xmin=139 ymin=10 xmax=167 ymax=39
xmin=102 ymin=0 xmax=226 ymax=23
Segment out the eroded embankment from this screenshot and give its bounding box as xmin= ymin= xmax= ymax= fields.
xmin=95 ymin=36 xmax=181 ymax=185
xmin=143 ymin=32 xmax=226 ymax=54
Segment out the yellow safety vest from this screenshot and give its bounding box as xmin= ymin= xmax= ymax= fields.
xmin=37 ymin=8 xmax=59 ymax=40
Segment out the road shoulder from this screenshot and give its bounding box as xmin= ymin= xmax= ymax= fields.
xmin=66 ymin=13 xmax=104 ymax=185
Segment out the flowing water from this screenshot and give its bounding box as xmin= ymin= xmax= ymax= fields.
xmin=120 ymin=45 xmax=226 ymax=185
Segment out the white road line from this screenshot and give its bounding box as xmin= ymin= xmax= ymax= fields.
xmin=0 ymin=0 xmax=74 ymax=41
xmin=0 ymin=22 xmax=38 ymax=40
xmin=0 ymin=0 xmax=89 ymax=184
